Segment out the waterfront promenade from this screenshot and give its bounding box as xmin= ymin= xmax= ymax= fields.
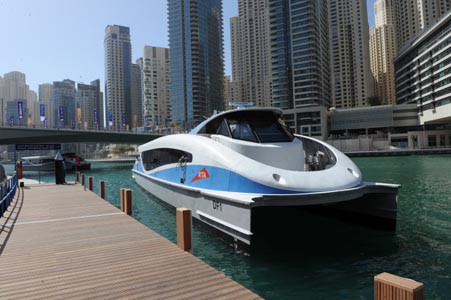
xmin=0 ymin=183 xmax=260 ymax=299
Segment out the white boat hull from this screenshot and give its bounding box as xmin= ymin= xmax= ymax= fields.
xmin=133 ymin=169 xmax=398 ymax=246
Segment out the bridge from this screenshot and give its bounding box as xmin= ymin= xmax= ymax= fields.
xmin=0 ymin=126 xmax=161 ymax=145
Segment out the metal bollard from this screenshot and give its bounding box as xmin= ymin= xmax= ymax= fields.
xmin=76 ymin=172 xmax=80 ymax=183
xmin=88 ymin=176 xmax=93 ymax=191
xmin=81 ymin=174 xmax=85 ymax=186
xmin=176 ymin=208 xmax=192 ymax=252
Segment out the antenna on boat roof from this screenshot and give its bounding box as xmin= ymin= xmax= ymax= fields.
xmin=228 ymin=102 xmax=254 ymax=109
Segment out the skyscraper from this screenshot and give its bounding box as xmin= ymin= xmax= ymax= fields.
xmin=90 ymin=79 xmax=104 ymax=128
xmin=139 ymin=46 xmax=171 ymax=131
xmin=370 ymin=0 xmax=398 ymax=105
xmin=1 ymin=71 xmax=30 ymax=124
xmin=77 ymin=81 xmax=103 ymax=129
xmin=230 ymin=16 xmax=242 ymax=102
xmin=27 ymin=90 xmax=39 ymax=126
xmin=231 ymin=0 xmax=272 ymax=107
xmin=329 ymin=0 xmax=374 ymax=108
xmin=53 ymin=79 xmax=76 ymax=128
xmin=38 ymin=83 xmax=54 ymax=127
xmin=395 ymin=0 xmax=451 ymax=49
xmin=1 ymin=72 xmax=29 ymax=103
xmin=268 ymin=0 xmax=330 ymax=137
xmin=224 ymin=75 xmax=232 ymax=109
xmin=168 ymin=0 xmax=224 ymax=127
xmin=130 ymin=63 xmax=143 ymax=129
xmin=104 ymin=25 xmax=132 ymax=130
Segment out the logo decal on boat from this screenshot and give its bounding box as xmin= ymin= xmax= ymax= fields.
xmin=191 ymin=168 xmax=210 ymax=183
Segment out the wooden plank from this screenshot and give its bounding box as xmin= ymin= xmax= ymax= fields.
xmin=0 ymin=184 xmax=261 ymax=300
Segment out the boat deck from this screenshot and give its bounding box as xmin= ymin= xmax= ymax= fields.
xmin=0 ymin=183 xmax=261 ymax=299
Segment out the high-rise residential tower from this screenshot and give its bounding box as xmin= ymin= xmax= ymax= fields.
xmin=139 ymin=46 xmax=171 ymax=131
xmin=77 ymin=81 xmax=103 ymax=129
xmin=231 ymin=0 xmax=272 ymax=107
xmin=1 ymin=71 xmax=30 ymax=124
xmin=1 ymin=71 xmax=29 ymax=103
xmin=395 ymin=0 xmax=451 ymax=49
xmin=329 ymin=0 xmax=374 ymax=108
xmin=395 ymin=11 xmax=451 ymax=126
xmin=369 ymin=0 xmax=398 ymax=105
xmin=168 ymin=0 xmax=224 ymax=128
xmin=27 ymin=90 xmax=39 ymax=126
xmin=90 ymin=79 xmax=104 ymax=128
xmin=53 ymin=79 xmax=76 ymax=128
xmin=229 ymin=16 xmax=242 ymax=102
xmin=268 ymin=0 xmax=330 ymax=138
xmin=224 ymin=75 xmax=232 ymax=109
xmin=38 ymin=83 xmax=54 ymax=127
xmin=104 ymin=25 xmax=132 ymax=130
xmin=130 ymin=63 xmax=143 ymax=129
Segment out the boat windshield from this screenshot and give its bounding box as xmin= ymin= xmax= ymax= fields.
xmin=202 ymin=110 xmax=294 ymax=143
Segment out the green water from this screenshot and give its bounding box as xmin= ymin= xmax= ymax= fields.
xmin=4 ymin=156 xmax=451 ymax=299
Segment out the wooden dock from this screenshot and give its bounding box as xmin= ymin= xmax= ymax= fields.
xmin=0 ymin=183 xmax=261 ymax=300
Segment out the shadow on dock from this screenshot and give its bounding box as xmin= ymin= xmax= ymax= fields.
xmin=0 ymin=186 xmax=24 ymax=255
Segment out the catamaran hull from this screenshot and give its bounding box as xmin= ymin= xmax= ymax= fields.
xmin=133 ymin=169 xmax=398 ymax=246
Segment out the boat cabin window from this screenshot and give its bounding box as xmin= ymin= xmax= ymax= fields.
xmin=142 ymin=148 xmax=193 ymax=171
xmin=200 ymin=110 xmax=294 ymax=143
xmin=228 ymin=119 xmax=258 ymax=142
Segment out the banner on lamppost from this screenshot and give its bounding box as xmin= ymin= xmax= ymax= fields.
xmin=18 ymin=101 xmax=24 ymax=119
xmin=108 ymin=111 xmax=113 ymax=126
xmin=59 ymin=106 xmax=64 ymax=122
xmin=94 ymin=109 xmax=98 ymax=124
xmin=40 ymin=104 xmax=45 ymax=122
xmin=122 ymin=114 xmax=126 ymax=127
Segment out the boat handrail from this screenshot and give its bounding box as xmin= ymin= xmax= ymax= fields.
xmin=0 ymin=173 xmax=18 ymax=218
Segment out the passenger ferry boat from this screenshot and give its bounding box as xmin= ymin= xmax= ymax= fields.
xmin=133 ymin=108 xmax=399 ymax=245
xmin=21 ymin=153 xmax=91 ymax=171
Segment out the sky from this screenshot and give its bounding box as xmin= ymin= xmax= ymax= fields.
xmin=0 ymin=0 xmax=375 ymax=93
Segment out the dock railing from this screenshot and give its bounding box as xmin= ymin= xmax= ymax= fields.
xmin=0 ymin=173 xmax=18 ymax=218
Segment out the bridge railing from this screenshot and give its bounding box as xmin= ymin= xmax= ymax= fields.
xmin=0 ymin=174 xmax=18 ymax=218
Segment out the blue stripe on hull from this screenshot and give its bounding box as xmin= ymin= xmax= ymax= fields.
xmin=138 ymin=164 xmax=299 ymax=194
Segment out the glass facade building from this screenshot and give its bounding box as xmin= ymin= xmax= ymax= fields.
xmin=168 ymin=0 xmax=224 ymax=128
xmin=268 ymin=0 xmax=330 ymax=137
xmin=53 ymin=80 xmax=76 ymax=128
xmin=6 ymin=99 xmax=28 ymax=126
xmin=395 ymin=12 xmax=451 ymax=126
xmin=77 ymin=80 xmax=103 ymax=130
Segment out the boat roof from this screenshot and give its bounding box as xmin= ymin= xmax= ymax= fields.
xmin=190 ymin=107 xmax=283 ymax=135
xmin=21 ymin=156 xmax=54 ymax=160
